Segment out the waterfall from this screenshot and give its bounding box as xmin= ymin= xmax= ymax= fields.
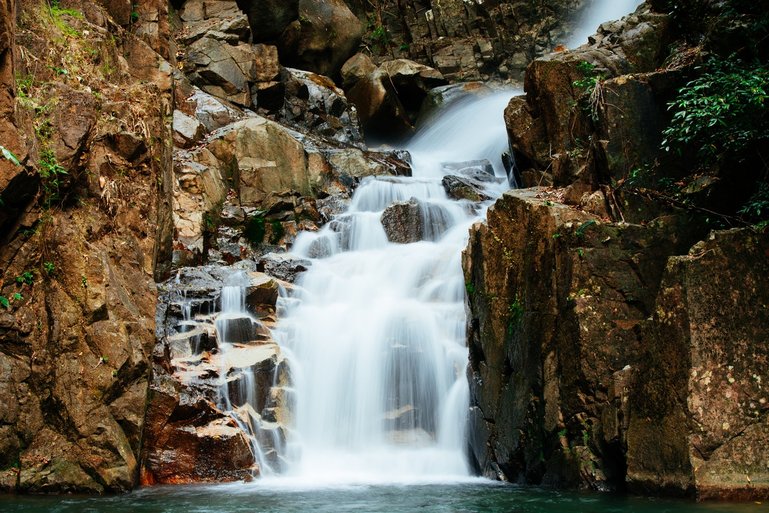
xmin=213 ymin=274 xmax=286 ymax=476
xmin=567 ymin=0 xmax=644 ymax=48
xmin=272 ymin=90 xmax=517 ymax=484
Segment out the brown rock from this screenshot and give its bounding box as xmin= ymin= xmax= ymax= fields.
xmin=278 ymin=0 xmax=364 ymax=78
xmin=628 ymin=229 xmax=769 ymax=501
xmin=463 ymin=189 xmax=698 ymax=490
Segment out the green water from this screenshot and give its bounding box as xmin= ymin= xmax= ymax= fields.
xmin=0 ymin=482 xmax=762 ymax=513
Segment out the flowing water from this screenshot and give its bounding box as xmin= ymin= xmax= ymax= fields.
xmin=273 ymin=90 xmax=515 ymax=483
xmin=567 ymin=0 xmax=645 ymax=48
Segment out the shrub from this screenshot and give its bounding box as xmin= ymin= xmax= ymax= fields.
xmin=661 ymin=56 xmax=769 ymax=163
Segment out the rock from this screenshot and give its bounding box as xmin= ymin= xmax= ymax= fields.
xmin=236 ymin=0 xmax=299 ymax=42
xmin=442 ymin=175 xmax=490 ymax=202
xmin=173 ymin=110 xmax=205 ymax=148
xmin=100 ymin=0 xmax=133 ymax=26
xmin=381 ymin=198 xmax=424 ymax=244
xmin=278 ymin=67 xmax=363 ymax=145
xmin=278 ymin=0 xmax=364 ymax=77
xmin=0 ymin=0 xmax=173 ymax=493
xmin=257 ymin=252 xmax=311 ymax=283
xmin=143 ymin=266 xmax=292 ymax=484
xmin=341 ymin=52 xmax=377 ymax=89
xmin=186 ymin=87 xmax=246 ymax=132
xmin=505 ymin=4 xmax=673 ymax=188
xmin=463 ymin=189 xmax=700 ymax=490
xmin=346 ymin=0 xmax=591 ymax=80
xmin=178 ymin=0 xmax=250 ymax=45
xmin=185 ymin=36 xmax=257 ymax=106
xmin=627 ymin=229 xmax=769 ymax=501
xmin=346 ymin=59 xmax=445 ymax=139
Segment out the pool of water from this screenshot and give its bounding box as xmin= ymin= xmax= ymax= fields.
xmin=0 ymin=481 xmax=761 ymax=513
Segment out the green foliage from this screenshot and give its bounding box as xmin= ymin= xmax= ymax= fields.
xmin=507 ymin=297 xmax=524 ymax=336
xmin=575 ymin=220 xmax=597 ymax=238
xmin=738 ymin=182 xmax=769 ymax=223
xmin=38 ymin=148 xmax=68 ymax=207
xmin=661 ymin=56 xmax=769 ymax=163
xmin=465 ymin=281 xmax=476 ymax=296
xmin=16 ymin=271 xmax=35 ymax=286
xmin=43 ymin=261 xmax=56 ymax=275
xmin=573 ymin=61 xmax=599 ymax=91
xmin=572 ymin=61 xmax=604 ymax=121
xmin=269 ymin=220 xmax=285 ymax=245
xmin=0 ymin=296 xmax=9 ymax=309
xmin=243 ymin=211 xmax=267 ymax=246
xmin=0 ymin=145 xmax=21 ymax=166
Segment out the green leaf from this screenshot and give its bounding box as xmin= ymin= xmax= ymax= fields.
xmin=1 ymin=145 xmax=21 ymax=166
xmin=0 ymin=296 xmax=9 ymax=309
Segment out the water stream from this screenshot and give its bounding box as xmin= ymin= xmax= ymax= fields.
xmin=567 ymin=0 xmax=645 ymax=48
xmin=271 ymin=91 xmax=516 ymax=484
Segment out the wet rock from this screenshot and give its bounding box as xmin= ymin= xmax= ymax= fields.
xmin=143 ymin=266 xmax=291 ymax=484
xmin=278 ymin=67 xmax=363 ymax=145
xmin=441 ymin=175 xmax=490 ymax=202
xmin=381 ymin=198 xmax=424 ymax=244
xmin=257 ymin=253 xmax=311 ymax=283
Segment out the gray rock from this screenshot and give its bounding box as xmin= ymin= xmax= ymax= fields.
xmin=380 ymin=198 xmax=424 ymax=244
xmin=173 ymin=110 xmax=205 ymax=148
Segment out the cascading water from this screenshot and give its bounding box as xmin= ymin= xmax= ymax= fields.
xmin=272 ymin=90 xmax=517 ymax=484
xmin=567 ymin=0 xmax=644 ymax=48
xmin=213 ymin=274 xmax=287 ymax=476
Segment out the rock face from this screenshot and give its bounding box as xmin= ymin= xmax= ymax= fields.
xmin=141 ymin=265 xmax=291 ymax=484
xmin=627 ymin=230 xmax=769 ymax=500
xmin=463 ymin=189 xmax=697 ymax=490
xmin=465 ymin=0 xmax=769 ymax=501
xmin=0 ymin=0 xmax=173 ymax=494
xmin=347 ymin=0 xmax=591 ymax=80
xmin=345 ymin=57 xmax=447 ymax=138
xmin=505 ymin=4 xmax=673 ymax=189
xmin=465 ymin=191 xmax=769 ymax=499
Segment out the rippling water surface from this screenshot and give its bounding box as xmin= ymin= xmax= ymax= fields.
xmin=1 ymin=482 xmax=762 ymax=513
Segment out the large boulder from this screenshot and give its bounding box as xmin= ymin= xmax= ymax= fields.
xmin=278 ymin=0 xmax=363 ymax=78
xmin=381 ymin=198 xmax=424 ymax=244
xmin=346 ymin=58 xmax=446 ymax=139
xmin=278 ymin=67 xmax=363 ymax=146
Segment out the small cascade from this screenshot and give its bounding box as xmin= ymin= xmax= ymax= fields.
xmin=567 ymin=0 xmax=644 ymax=48
xmin=272 ymin=91 xmax=517 ymax=484
xmin=213 ymin=275 xmax=288 ymax=476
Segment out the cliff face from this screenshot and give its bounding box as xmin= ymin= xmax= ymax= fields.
xmin=346 ymin=0 xmax=590 ymax=81
xmin=464 ymin=0 xmax=769 ymax=500
xmin=0 ymin=0 xmax=173 ymax=493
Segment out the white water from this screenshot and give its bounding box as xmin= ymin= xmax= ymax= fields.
xmin=272 ymin=90 xmax=517 ymax=484
xmin=567 ymin=0 xmax=644 ymax=48
xmin=214 ymin=276 xmax=285 ymax=476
